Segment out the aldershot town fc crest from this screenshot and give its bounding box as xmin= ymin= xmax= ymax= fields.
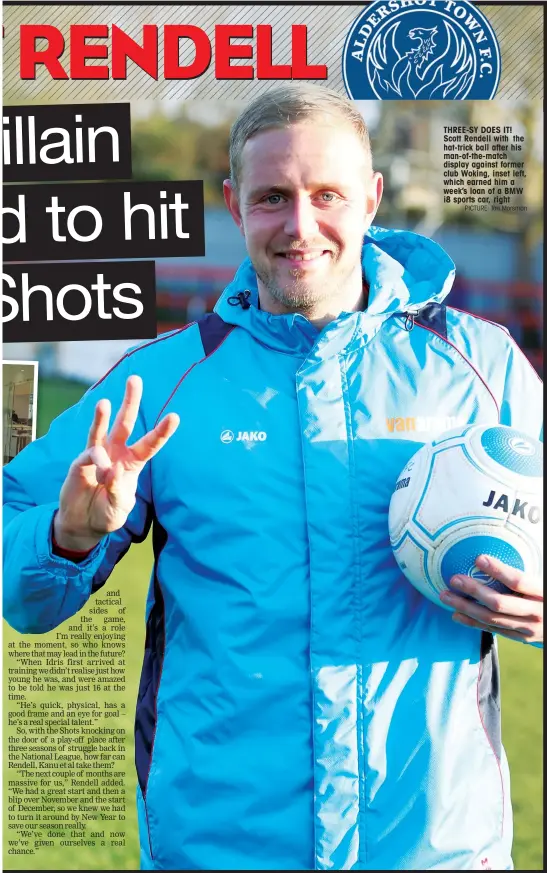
xmin=343 ymin=0 xmax=501 ymax=100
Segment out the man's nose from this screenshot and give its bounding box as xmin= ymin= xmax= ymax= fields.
xmin=283 ymin=196 xmax=319 ymax=238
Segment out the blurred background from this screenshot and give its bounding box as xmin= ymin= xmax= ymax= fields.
xmin=3 ymin=96 xmax=543 ymax=871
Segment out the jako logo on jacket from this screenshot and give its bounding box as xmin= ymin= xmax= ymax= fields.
xmin=220 ymin=429 xmax=267 ymax=443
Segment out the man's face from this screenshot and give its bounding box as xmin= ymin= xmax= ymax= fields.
xmin=224 ymin=121 xmax=382 ymax=315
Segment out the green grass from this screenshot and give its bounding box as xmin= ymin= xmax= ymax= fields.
xmin=3 ymin=377 xmax=543 ymax=869
xmin=35 ymin=377 xmax=89 ymax=439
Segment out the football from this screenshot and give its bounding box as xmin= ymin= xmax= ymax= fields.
xmin=388 ymin=424 xmax=543 ymax=609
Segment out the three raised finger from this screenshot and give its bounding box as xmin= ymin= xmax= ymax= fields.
xmin=86 ymin=376 xmax=179 ymax=469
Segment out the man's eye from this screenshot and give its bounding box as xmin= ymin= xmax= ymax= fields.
xmin=265 ymin=194 xmax=284 ymax=205
xmin=319 ymin=192 xmax=338 ymax=202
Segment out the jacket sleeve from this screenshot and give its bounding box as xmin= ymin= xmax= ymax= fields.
xmin=498 ymin=336 xmax=543 ymax=441
xmin=498 ymin=338 xmax=543 ymax=648
xmin=3 ymin=354 xmax=153 ymax=634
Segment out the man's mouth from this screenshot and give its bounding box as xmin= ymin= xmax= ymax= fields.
xmin=276 ymin=250 xmax=330 ymax=264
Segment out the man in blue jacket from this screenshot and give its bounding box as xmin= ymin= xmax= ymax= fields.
xmin=3 ymin=86 xmax=543 ymax=870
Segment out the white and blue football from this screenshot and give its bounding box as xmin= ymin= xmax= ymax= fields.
xmin=388 ymin=424 xmax=543 ymax=609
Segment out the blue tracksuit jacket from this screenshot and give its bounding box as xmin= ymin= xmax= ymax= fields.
xmin=3 ymin=226 xmax=543 ymax=870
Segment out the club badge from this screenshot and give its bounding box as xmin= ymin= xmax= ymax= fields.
xmin=343 ymin=0 xmax=501 ymax=100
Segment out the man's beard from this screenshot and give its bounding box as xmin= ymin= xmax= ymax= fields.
xmin=257 ymin=269 xmax=328 ymax=314
xmin=253 ymin=249 xmax=360 ymax=316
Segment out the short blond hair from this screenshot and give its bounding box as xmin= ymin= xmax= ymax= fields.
xmin=229 ymin=84 xmax=372 ymax=190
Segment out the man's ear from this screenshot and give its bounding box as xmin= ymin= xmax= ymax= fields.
xmin=365 ymin=171 xmax=383 ymax=227
xmin=223 ymin=180 xmax=245 ymax=238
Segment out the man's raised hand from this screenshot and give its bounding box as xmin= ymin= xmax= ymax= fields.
xmin=53 ymin=376 xmax=179 ymax=552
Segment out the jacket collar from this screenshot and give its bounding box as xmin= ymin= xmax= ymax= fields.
xmin=214 ymin=225 xmax=455 ymax=358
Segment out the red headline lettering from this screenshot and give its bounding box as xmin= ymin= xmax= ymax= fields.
xmin=19 ymin=24 xmax=328 ymax=80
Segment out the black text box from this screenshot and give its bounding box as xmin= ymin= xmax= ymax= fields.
xmin=3 ymin=103 xmax=132 ymax=183
xmin=3 ymin=180 xmax=205 ymax=262
xmin=3 ymin=261 xmax=157 ymax=342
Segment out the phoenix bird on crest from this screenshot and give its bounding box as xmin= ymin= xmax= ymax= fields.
xmin=369 ymin=20 xmax=475 ymax=99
